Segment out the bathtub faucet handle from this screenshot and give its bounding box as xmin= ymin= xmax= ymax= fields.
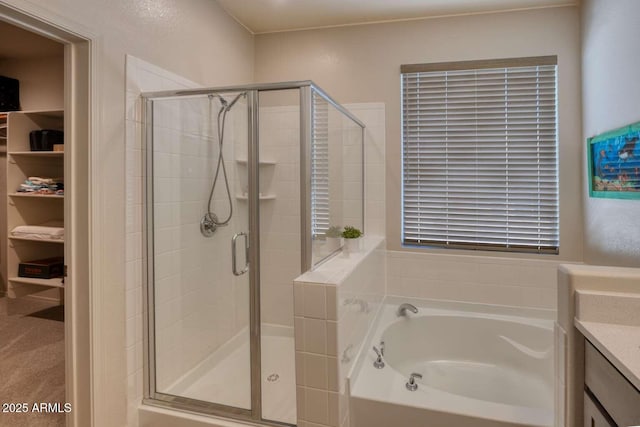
xmin=406 ymin=372 xmax=422 ymax=391
xmin=380 ymin=341 xmax=385 ymax=356
xmin=372 ymin=346 xmax=385 ymax=369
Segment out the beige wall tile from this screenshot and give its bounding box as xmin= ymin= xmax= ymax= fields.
xmin=305 ymin=387 xmax=329 ymax=425
xmin=304 ymin=353 xmax=328 ymax=390
xmin=304 ymin=318 xmax=327 ymax=354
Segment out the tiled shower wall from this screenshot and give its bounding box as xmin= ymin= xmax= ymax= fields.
xmin=126 ymin=56 xmax=387 ymax=426
xmin=151 ymin=95 xmax=250 ymax=392
xmin=126 ymin=57 xmax=250 ymax=425
xmin=327 ymin=107 xmax=344 ymax=230
xmin=346 ymin=103 xmax=385 ymax=237
xmin=327 ymin=107 xmax=366 ymax=232
xmin=258 ymin=101 xmax=386 ymax=327
xmin=258 ymin=105 xmax=301 ymax=328
xmin=125 ymin=55 xmax=198 ymax=427
xmin=339 ymin=116 xmax=365 ymax=230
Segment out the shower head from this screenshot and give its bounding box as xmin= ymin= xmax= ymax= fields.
xmin=208 ymin=92 xmax=245 ymax=112
xmin=208 ymin=93 xmax=228 ymax=108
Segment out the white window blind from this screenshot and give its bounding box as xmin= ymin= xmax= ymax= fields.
xmin=311 ymin=92 xmax=330 ymax=237
xmin=401 ymin=57 xmax=559 ymax=254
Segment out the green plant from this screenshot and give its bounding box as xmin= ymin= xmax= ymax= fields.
xmin=326 ymin=226 xmax=342 ymax=238
xmin=341 ymin=226 xmax=362 ymax=239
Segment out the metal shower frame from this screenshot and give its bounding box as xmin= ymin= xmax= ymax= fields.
xmin=140 ymin=81 xmax=365 ymax=426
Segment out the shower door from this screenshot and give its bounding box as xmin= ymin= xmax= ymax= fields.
xmin=144 ymin=91 xmax=257 ymax=419
xmin=143 ymin=83 xmax=329 ymax=426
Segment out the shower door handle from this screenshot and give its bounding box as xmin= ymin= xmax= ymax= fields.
xmin=232 ymin=232 xmax=249 ymax=276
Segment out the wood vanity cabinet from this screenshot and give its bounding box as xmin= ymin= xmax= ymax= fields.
xmin=584 ymin=340 xmax=640 ymax=427
xmin=584 ymin=391 xmax=614 ymax=427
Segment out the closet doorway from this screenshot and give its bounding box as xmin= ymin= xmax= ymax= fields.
xmin=0 ymin=20 xmax=66 ymax=427
xmin=0 ymin=6 xmax=92 ymax=427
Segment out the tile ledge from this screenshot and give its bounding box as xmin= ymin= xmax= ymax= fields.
xmin=295 ymin=236 xmax=385 ymax=285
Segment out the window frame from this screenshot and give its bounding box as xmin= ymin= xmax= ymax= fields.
xmin=400 ymin=56 xmax=560 ymax=255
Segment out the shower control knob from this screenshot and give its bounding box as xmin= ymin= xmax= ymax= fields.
xmin=200 ymin=212 xmax=218 ymax=237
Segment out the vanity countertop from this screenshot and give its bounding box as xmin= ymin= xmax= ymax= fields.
xmin=574 ymin=319 xmax=640 ymax=391
xmin=574 ymin=289 xmax=640 ymax=391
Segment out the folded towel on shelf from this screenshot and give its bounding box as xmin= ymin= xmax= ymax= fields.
xmin=28 ymin=177 xmax=63 ymax=185
xmin=11 ymin=221 xmax=64 ymax=241
xmin=27 ymin=177 xmax=53 ymax=185
xmin=17 ymin=177 xmax=64 ymax=195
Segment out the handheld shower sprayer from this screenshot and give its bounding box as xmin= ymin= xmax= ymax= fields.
xmin=200 ymin=91 xmax=247 ymax=237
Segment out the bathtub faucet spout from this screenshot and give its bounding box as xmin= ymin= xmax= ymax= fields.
xmin=397 ymin=303 xmax=418 ymax=317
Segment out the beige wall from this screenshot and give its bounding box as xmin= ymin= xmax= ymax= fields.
xmin=2 ymin=1 xmax=254 ymax=426
xmin=255 ymin=6 xmax=583 ymax=261
xmin=581 ymin=0 xmax=640 ymax=268
xmin=0 ymin=56 xmax=64 ymax=111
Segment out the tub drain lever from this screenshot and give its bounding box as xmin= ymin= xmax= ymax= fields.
xmin=406 ymin=372 xmax=422 ymax=391
xmin=372 ymin=346 xmax=385 ymax=369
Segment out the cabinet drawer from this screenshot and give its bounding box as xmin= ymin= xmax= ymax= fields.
xmin=584 ymin=391 xmax=614 ymax=427
xmin=585 ymin=340 xmax=640 ymax=426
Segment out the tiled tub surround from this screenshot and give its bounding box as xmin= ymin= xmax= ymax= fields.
xmin=386 ymin=251 xmax=570 ymax=427
xmin=387 ymin=251 xmax=564 ymax=310
xmin=349 ymin=298 xmax=555 ymax=427
xmin=294 ymin=236 xmax=386 ymax=427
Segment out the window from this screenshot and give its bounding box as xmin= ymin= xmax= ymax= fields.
xmin=401 ymin=57 xmax=559 ymax=254
xmin=311 ymin=91 xmax=330 ymax=237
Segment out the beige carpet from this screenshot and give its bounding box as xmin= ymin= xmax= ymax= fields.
xmin=0 ymin=297 xmax=65 ymax=427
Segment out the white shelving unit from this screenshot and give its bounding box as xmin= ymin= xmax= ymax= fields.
xmin=0 ymin=114 xmax=6 ymax=154
xmin=0 ymin=114 xmax=7 ymax=140
xmin=9 ymin=236 xmax=64 ymax=244
xmin=9 ymin=151 xmax=64 ymax=158
xmin=5 ymin=110 xmax=65 ymax=298
xmin=8 ymin=276 xmax=64 ymax=288
xmin=9 ymin=192 xmax=63 ymax=199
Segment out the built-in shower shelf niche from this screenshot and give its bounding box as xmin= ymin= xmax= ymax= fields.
xmin=235 ymin=157 xmax=277 ymax=201
xmin=235 ymin=158 xmax=277 ymax=166
xmin=235 ymin=194 xmax=276 ymax=201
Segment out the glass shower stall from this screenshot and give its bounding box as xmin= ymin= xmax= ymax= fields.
xmin=142 ymin=82 xmax=364 ymax=426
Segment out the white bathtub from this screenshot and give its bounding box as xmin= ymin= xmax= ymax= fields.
xmin=349 ymin=299 xmax=555 ymax=427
